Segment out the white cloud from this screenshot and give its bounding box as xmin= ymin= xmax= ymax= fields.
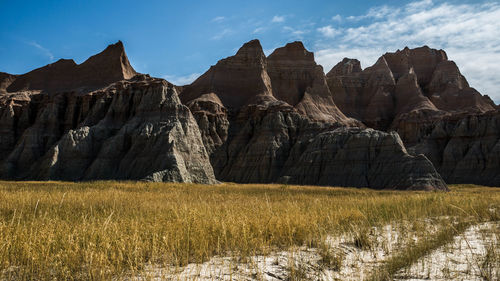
xmin=317 ymin=25 xmax=340 ymax=38
xmin=283 ymin=26 xmax=306 ymax=39
xmin=272 ymin=15 xmax=285 ymax=23
xmin=211 ymin=28 xmax=232 ymax=40
xmin=331 ymin=14 xmax=342 ymax=22
xmin=253 ymin=27 xmax=266 ymax=34
xmin=314 ymin=0 xmax=500 ymax=102
xmin=28 ymin=41 xmax=54 ymax=61
xmin=346 ymin=5 xmax=397 ymax=22
xmin=163 ymin=73 xmax=201 ymax=86
xmin=211 ymin=16 xmax=225 ymax=23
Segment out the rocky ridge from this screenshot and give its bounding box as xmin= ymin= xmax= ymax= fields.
xmin=180 ymin=40 xmax=447 ymax=190
xmin=0 ymin=44 xmax=215 ymax=183
xmin=326 ymin=46 xmax=499 ymax=186
xmin=2 ymin=40 xmax=497 ymax=188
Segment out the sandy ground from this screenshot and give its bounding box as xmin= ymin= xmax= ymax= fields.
xmin=394 ymin=222 xmax=499 ymax=281
xmin=127 ymin=221 xmax=452 ymax=280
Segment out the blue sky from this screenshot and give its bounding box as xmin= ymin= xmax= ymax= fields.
xmin=1 ymin=0 xmax=499 ymax=102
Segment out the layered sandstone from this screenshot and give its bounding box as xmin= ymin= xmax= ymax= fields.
xmin=6 ymin=41 xmax=137 ymax=94
xmin=407 ymin=110 xmax=500 ymax=186
xmin=267 ymin=42 xmax=350 ymax=123
xmin=180 ymin=40 xmax=448 ymax=190
xmin=0 ymin=43 xmax=215 ymax=183
xmin=180 ymin=39 xmax=275 ymax=110
xmin=327 ymin=46 xmax=496 ymax=133
xmin=327 ymin=46 xmax=499 ymax=186
xmin=209 ymin=101 xmax=446 ymax=190
xmin=0 ymin=75 xmax=216 ymax=183
xmin=3 ymin=39 xmax=491 ymax=189
xmin=280 ymin=127 xmax=446 ymax=190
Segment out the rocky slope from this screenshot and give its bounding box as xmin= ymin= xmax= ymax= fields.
xmin=180 ymin=40 xmax=447 ymax=190
xmin=0 ymin=43 xmax=215 ymax=183
xmin=210 ymin=101 xmax=445 ymax=190
xmin=407 ymin=110 xmax=500 ymax=185
xmin=6 ymin=41 xmax=137 ymax=94
xmin=327 ymin=46 xmax=499 ymax=186
xmin=2 ymin=40 xmax=495 ymax=188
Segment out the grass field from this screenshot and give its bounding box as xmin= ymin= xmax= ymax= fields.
xmin=0 ymin=181 xmax=498 ymax=280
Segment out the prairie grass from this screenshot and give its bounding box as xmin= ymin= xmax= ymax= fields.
xmin=0 ymin=181 xmax=498 ymax=280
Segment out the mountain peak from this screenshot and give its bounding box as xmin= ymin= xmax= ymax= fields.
xmin=6 ymin=41 xmax=137 ymax=93
xmin=80 ymin=40 xmax=137 ymax=80
xmin=326 ymin=58 xmax=362 ymax=77
xmin=235 ymin=39 xmax=265 ymax=58
xmin=268 ymin=41 xmax=314 ymax=64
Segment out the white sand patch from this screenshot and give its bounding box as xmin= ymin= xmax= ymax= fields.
xmin=126 ymin=221 xmax=438 ymax=280
xmin=394 ymin=221 xmax=499 ymax=281
xmin=123 ymin=220 xmax=498 ymax=281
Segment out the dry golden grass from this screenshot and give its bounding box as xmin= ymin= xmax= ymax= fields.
xmin=0 ymin=181 xmax=498 ymax=280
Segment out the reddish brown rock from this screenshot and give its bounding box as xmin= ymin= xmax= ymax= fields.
xmin=327 ymin=57 xmax=397 ymax=129
xmin=428 ymin=61 xmax=497 ymax=113
xmin=0 ymin=72 xmax=17 ymax=95
xmin=326 ymin=58 xmax=362 ymax=77
xmin=383 ymin=46 xmax=448 ymax=86
xmin=0 ymin=43 xmax=215 ymax=184
xmin=185 ymin=93 xmax=229 ymax=155
xmin=393 ymin=68 xmax=438 ymax=115
xmin=327 ymin=46 xmax=496 ymax=131
xmin=180 ymin=39 xmax=274 ymax=111
xmin=0 ymin=40 xmax=456 ymax=190
xmin=6 ymin=41 xmax=137 ymax=94
xmin=179 ymin=40 xmax=447 ymax=190
xmin=182 ymin=40 xmax=355 ymax=125
xmin=267 ymin=41 xmax=352 ymax=124
xmin=327 ymin=46 xmax=499 ymax=186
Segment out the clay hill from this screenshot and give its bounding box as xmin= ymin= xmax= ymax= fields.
xmin=0 ymin=40 xmax=498 ymax=189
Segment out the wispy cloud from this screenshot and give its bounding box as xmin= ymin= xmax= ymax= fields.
xmin=314 ymin=0 xmax=500 ymax=102
xmin=211 ymin=28 xmax=232 ymax=40
xmin=28 ymin=41 xmax=54 ymax=61
xmin=253 ymin=27 xmax=266 ymax=34
xmin=331 ymin=14 xmax=342 ymax=22
xmin=211 ymin=16 xmax=225 ymax=23
xmin=163 ymin=73 xmax=201 ymax=86
xmin=272 ymin=15 xmax=285 ymax=23
xmin=317 ymin=25 xmax=340 ymax=38
xmin=283 ymin=26 xmax=306 ymax=39
xmin=346 ymin=5 xmax=395 ymax=21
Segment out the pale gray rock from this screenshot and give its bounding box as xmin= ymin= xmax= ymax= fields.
xmin=408 ymin=110 xmax=500 ymax=186
xmin=210 ymin=102 xmax=447 ymax=190
xmin=280 ymin=128 xmax=447 ymax=190
xmin=0 ymin=76 xmax=216 ymax=184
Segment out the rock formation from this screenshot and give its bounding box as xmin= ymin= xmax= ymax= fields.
xmin=3 ymin=39 xmax=496 ymax=188
xmin=6 ymin=41 xmax=137 ymax=94
xmin=280 ymin=127 xmax=446 ymax=190
xmin=209 ymin=101 xmax=446 ymax=190
xmin=327 ymin=46 xmax=499 ymax=186
xmin=180 ymin=40 xmax=448 ymax=190
xmin=404 ymin=110 xmax=500 ymax=186
xmin=327 ymin=46 xmax=496 ymax=133
xmin=180 ymin=39 xmax=275 ymax=110
xmin=0 ymin=43 xmax=215 ymax=183
xmin=267 ymin=42 xmax=351 ymax=123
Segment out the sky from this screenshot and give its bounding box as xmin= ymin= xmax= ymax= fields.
xmin=1 ymin=0 xmax=499 ymax=103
